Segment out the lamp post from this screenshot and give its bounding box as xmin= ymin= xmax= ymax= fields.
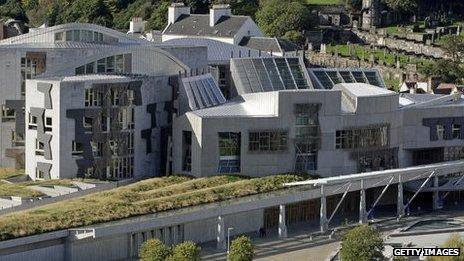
xmin=227 ymin=227 xmax=234 ymax=256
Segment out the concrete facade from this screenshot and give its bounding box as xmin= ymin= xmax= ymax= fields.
xmin=0 ymin=23 xmax=208 ymax=172
xmin=25 ymin=75 xmax=174 ymax=180
xmin=173 ymin=82 xmax=464 ymax=178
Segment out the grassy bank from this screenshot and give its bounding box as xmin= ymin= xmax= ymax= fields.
xmin=0 ymin=174 xmax=305 ymax=241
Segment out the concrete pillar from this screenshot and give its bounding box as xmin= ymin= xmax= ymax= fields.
xmin=359 ymin=179 xmax=367 ymax=224
xmin=320 ymin=185 xmax=328 ymax=233
xmin=397 ymin=175 xmax=405 ymax=218
xmin=278 ymin=204 xmax=288 ymax=238
xmin=433 ymin=175 xmax=440 ymax=210
xmin=217 ymin=216 xmax=226 ymax=250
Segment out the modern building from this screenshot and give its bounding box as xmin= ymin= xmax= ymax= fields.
xmin=172 ymin=57 xmax=464 ymax=178
xmin=162 ymin=3 xmax=263 ymax=45
xmin=25 ymin=75 xmax=173 ymax=180
xmin=0 ymin=22 xmax=208 ymax=177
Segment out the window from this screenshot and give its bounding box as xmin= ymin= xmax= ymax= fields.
xmin=97 ymin=58 xmax=106 ymax=73
xmin=128 ymin=133 xmax=134 ymax=155
xmin=106 ymin=56 xmax=115 ymax=72
xmin=182 ymin=131 xmax=192 ymax=171
xmin=72 ymin=141 xmax=83 ymax=157
xmin=35 ymin=139 xmax=44 ymax=156
xmin=335 ymin=125 xmax=389 ymax=150
xmin=101 ymin=115 xmax=109 ymax=132
xmin=111 ymin=89 xmax=120 ymax=106
xmin=28 ymin=114 xmax=38 ymax=129
xmin=249 ymin=131 xmax=287 ymax=152
xmin=437 ymin=125 xmax=445 ymax=140
xmin=65 ymin=31 xmax=73 ymax=41
xmin=452 ymin=124 xmax=461 ymax=139
xmin=115 ymin=55 xmax=124 ymax=73
xmin=107 ymin=156 xmax=134 ymax=180
xmin=76 ymin=54 xmax=131 ymax=75
xmin=36 ymin=168 xmax=45 ymax=179
xmin=11 ymin=131 xmax=24 ymax=147
xmin=54 ymin=32 xmax=64 ymax=42
xmin=91 ymin=141 xmax=103 ymax=157
xmin=73 ymin=30 xmax=80 ymax=41
xmin=2 ymin=105 xmax=15 ymax=121
xmin=84 ymin=89 xmax=101 ymax=107
xmin=444 ymin=147 xmax=464 ymax=161
xmin=83 ymin=117 xmax=93 ymax=129
xmin=45 ymin=117 xmax=52 ymax=132
xmin=75 ymin=66 xmax=85 ymax=75
xmin=109 ymin=140 xmax=118 ymax=156
xmin=295 ymin=150 xmax=317 ymax=172
xmin=218 ymin=132 xmax=241 ymax=173
xmin=85 ymin=62 xmax=95 ymax=74
xmin=21 ymin=57 xmax=39 ymax=96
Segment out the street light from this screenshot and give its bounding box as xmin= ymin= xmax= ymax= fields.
xmin=227 ymin=227 xmax=234 ymax=256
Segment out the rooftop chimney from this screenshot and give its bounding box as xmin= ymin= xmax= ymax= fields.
xmin=168 ymin=3 xmax=191 ymax=24
xmin=210 ymin=4 xmax=231 ymax=27
xmin=129 ymin=17 xmax=146 ymax=34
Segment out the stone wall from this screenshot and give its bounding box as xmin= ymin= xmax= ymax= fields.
xmin=353 ymin=29 xmax=447 ymax=58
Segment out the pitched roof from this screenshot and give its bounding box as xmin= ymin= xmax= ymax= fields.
xmin=163 ymin=14 xmax=249 ymax=38
xmin=238 ymin=37 xmax=299 ymax=53
xmin=162 ymin=38 xmax=272 ymax=63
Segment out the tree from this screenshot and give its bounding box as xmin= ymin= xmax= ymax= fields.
xmin=420 ymin=59 xmax=464 ymax=84
xmin=340 ymin=225 xmax=384 ymax=261
xmin=139 ymin=239 xmax=172 ymax=261
xmin=148 ymin=1 xmax=171 ymax=30
xmin=256 ymin=0 xmax=314 ymax=37
xmin=440 ymin=35 xmax=464 ymax=62
xmin=344 ymin=0 xmax=362 ymax=12
xmin=167 ymin=241 xmax=201 ymax=261
xmin=283 ymin=30 xmax=305 ymax=46
xmin=213 ymin=0 xmax=259 ymax=18
xmin=229 ymin=235 xmax=254 ymax=261
xmin=0 ymin=0 xmax=28 ymax=21
xmin=382 ymin=0 xmax=418 ymax=12
xmin=428 ymin=234 xmax=464 ymax=261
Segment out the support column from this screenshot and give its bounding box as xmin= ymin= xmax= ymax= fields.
xmin=397 ymin=174 xmax=405 ymax=219
xmin=433 ymin=175 xmax=440 ymax=210
xmin=359 ymin=179 xmax=367 ymax=224
xmin=278 ymin=204 xmax=288 ymax=238
xmin=320 ymin=185 xmax=328 ymax=233
xmin=217 ymin=216 xmax=226 ymax=250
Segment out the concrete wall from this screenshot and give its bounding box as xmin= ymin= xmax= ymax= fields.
xmin=173 ymin=88 xmax=464 ymax=178
xmin=0 ymin=208 xmax=264 ymax=261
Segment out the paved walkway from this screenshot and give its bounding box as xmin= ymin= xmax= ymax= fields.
xmin=199 ymin=209 xmax=464 ymax=261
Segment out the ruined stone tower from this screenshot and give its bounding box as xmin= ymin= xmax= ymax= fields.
xmin=362 ymin=0 xmax=381 ymax=30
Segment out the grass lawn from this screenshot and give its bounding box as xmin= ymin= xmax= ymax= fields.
xmin=0 ymin=169 xmax=24 ymax=180
xmin=0 ymin=181 xmax=44 ymax=198
xmin=307 ymin=0 xmax=340 ymax=5
xmin=0 ymin=174 xmax=306 ymax=240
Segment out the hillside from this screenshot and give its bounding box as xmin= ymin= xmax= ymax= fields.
xmin=0 ymin=0 xmax=258 ymax=30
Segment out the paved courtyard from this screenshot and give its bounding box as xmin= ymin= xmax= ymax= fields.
xmin=200 ymin=209 xmax=464 ymax=261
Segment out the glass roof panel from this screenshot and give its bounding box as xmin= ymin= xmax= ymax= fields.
xmin=351 ymin=71 xmax=367 ymax=83
xmin=263 ymin=59 xmax=284 ymax=90
xmin=313 ymin=71 xmax=334 ymax=89
xmin=275 ymin=58 xmax=296 ymax=89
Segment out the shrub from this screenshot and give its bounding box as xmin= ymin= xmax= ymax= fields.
xmin=229 ymin=235 xmax=254 ymax=261
xmin=340 ymin=225 xmax=384 ymax=261
xmin=139 ymin=239 xmax=171 ymax=261
xmin=167 ymin=241 xmax=201 ymax=261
